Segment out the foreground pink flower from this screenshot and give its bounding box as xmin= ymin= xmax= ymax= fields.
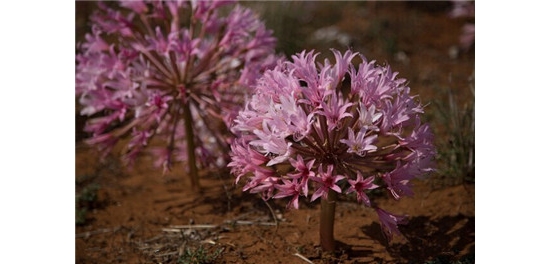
xmin=76 ymin=0 xmax=280 ymax=189
xmin=346 ymin=172 xmax=378 ymax=206
xmin=375 ymin=207 xmax=408 ymax=242
xmin=229 ymin=49 xmax=436 ymax=250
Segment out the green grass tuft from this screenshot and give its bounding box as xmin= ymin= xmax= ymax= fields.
xmin=177 ymin=245 xmax=224 ymax=264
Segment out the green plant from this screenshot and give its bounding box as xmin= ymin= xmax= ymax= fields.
xmin=75 ymin=208 xmax=88 ymax=226
xmin=424 ymin=252 xmax=475 ymax=264
xmin=76 ymin=182 xmax=100 ymax=225
xmin=432 ymin=80 xmax=474 ymax=186
xmin=243 ymin=1 xmax=308 ymax=57
xmin=178 ymin=245 xmax=224 ymax=264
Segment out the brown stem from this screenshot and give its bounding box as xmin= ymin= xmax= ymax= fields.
xmin=320 ymin=189 xmax=337 ymax=252
xmin=182 ymin=100 xmax=201 ymax=192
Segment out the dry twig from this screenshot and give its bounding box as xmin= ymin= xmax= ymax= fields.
xmin=294 ymin=252 xmax=314 ymax=264
xmin=75 ymin=227 xmax=120 ymax=238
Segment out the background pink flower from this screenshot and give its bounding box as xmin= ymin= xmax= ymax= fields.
xmin=76 ymin=0 xmax=282 ymax=188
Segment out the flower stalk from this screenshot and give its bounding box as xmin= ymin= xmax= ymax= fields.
xmin=182 ymin=97 xmax=200 ymax=191
xmin=320 ymin=189 xmax=337 ymax=251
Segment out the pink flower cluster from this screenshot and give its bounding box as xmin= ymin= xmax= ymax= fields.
xmin=76 ymin=0 xmax=279 ymax=171
xmin=229 ymin=49 xmax=436 ymax=241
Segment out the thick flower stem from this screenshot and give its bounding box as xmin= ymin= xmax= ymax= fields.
xmin=182 ymin=101 xmax=201 ymax=192
xmin=320 ymin=189 xmax=337 ymax=252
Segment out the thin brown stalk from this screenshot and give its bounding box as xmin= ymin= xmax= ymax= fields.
xmin=319 ymin=189 xmax=337 ymax=252
xmin=182 ymin=99 xmax=201 ymax=191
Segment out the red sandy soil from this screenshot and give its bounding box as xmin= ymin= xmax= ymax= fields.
xmin=76 ymin=143 xmax=474 ymax=263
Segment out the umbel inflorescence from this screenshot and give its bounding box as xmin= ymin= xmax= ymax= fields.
xmin=229 ymin=49 xmax=436 ymax=242
xmin=76 ymin=0 xmax=279 ymax=188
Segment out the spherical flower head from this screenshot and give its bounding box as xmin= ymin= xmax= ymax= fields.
xmin=76 ymin=0 xmax=281 ymax=171
xmin=229 ymin=49 xmax=436 ymax=241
